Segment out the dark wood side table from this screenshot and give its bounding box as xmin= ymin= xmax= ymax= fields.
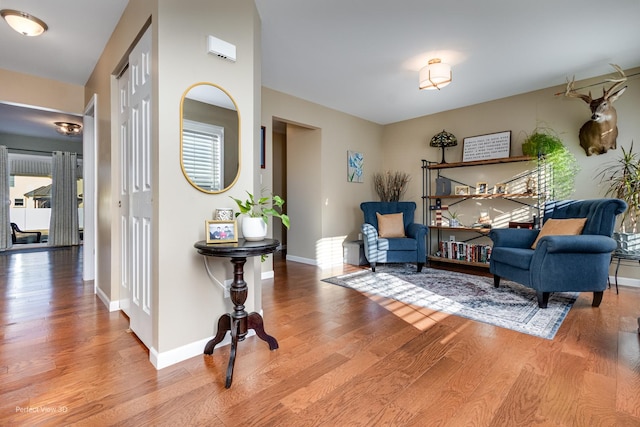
xmin=194 ymin=238 xmax=280 ymax=388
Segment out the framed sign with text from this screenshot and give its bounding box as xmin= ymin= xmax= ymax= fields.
xmin=462 ymin=131 xmax=511 ymax=162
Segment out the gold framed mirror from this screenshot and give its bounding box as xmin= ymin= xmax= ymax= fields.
xmin=180 ymin=83 xmax=240 ymax=193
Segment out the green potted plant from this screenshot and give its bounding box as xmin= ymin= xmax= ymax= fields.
xmin=446 ymin=210 xmax=462 ymax=227
xmin=596 ymin=143 xmax=640 ymax=251
xmin=230 ymin=191 xmax=290 ymax=241
xmin=521 ymin=126 xmax=579 ymax=200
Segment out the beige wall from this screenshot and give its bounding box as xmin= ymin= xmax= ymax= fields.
xmin=85 ymin=0 xmax=260 ymax=362
xmin=0 ymin=68 xmax=84 ymax=114
xmin=155 ymin=0 xmax=260 ymax=354
xmin=262 ymin=88 xmax=384 ymax=265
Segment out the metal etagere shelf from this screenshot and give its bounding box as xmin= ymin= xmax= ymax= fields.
xmin=421 ymin=156 xmax=544 ymax=268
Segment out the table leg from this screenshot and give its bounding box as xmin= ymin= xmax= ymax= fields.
xmin=248 ymin=312 xmax=279 ymax=350
xmin=615 ymin=257 xmax=621 ymax=294
xmin=225 ymin=318 xmax=241 ymax=388
xmin=204 ymin=256 xmax=279 ymax=387
xmin=204 ymin=313 xmax=232 ymax=354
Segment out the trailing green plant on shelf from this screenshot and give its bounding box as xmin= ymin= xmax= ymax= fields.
xmin=521 ymin=126 xmax=579 ymax=200
xmin=230 ymin=191 xmax=290 ymax=229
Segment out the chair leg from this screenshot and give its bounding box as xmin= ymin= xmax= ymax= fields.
xmin=537 ymin=291 xmax=550 ymax=309
xmin=592 ymin=291 xmax=604 ymax=307
xmin=416 ymin=262 xmax=424 ymax=272
xmin=493 ymin=275 xmax=501 ymax=288
xmin=370 ymin=262 xmax=376 ymax=272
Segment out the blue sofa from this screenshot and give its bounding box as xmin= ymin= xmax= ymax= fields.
xmin=360 ymin=201 xmax=428 ymax=272
xmin=489 ymin=199 xmax=626 ymax=308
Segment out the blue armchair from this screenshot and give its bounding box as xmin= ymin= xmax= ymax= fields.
xmin=360 ymin=201 xmax=428 ymax=272
xmin=489 ymin=199 xmax=626 ymax=308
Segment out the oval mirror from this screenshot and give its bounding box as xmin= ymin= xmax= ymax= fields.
xmin=180 ymin=83 xmax=240 ymax=193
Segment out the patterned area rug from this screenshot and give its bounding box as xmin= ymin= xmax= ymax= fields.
xmin=322 ymin=264 xmax=577 ymax=340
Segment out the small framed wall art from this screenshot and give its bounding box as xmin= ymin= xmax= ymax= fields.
xmin=476 ymin=182 xmax=488 ymax=195
xmin=347 ymin=150 xmax=364 ymax=183
xmin=454 ymin=185 xmax=470 ymax=196
xmin=494 ymin=183 xmax=508 ymax=194
xmin=206 ymin=220 xmax=238 ymax=244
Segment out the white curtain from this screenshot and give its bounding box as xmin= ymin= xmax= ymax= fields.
xmin=0 ymin=146 xmax=12 ymax=250
xmin=49 ymin=151 xmax=79 ymax=246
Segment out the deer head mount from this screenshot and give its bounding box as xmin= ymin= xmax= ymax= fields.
xmin=564 ymin=64 xmax=627 ymax=156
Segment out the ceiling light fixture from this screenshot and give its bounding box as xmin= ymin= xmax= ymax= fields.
xmin=419 ymin=58 xmax=452 ymax=91
xmin=54 ymin=122 xmax=82 ymax=137
xmin=1 ymin=9 xmax=48 ymax=37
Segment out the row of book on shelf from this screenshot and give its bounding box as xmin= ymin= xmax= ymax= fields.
xmin=437 ymin=240 xmax=492 ymax=264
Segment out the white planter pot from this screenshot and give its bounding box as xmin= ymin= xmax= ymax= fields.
xmin=242 ymin=217 xmax=267 ymax=241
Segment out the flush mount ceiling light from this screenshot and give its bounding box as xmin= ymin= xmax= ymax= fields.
xmin=419 ymin=58 xmax=452 ymax=91
xmin=54 ymin=122 xmax=82 ymax=137
xmin=1 ymin=9 xmax=48 ymax=37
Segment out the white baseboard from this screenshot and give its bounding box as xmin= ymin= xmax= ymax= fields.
xmin=149 ymin=310 xmax=263 ymax=370
xmin=285 ymin=254 xmax=317 ymax=265
xmin=262 ymin=270 xmax=274 ymax=280
xmin=609 ymin=275 xmax=640 ymax=288
xmin=95 ymin=285 xmax=120 ymax=311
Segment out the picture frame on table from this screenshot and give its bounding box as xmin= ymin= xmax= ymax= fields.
xmin=206 ymin=219 xmax=238 ymax=244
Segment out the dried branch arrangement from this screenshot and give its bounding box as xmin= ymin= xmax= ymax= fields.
xmin=373 ymin=171 xmax=410 ymax=202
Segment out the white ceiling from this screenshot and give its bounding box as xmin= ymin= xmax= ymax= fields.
xmin=1 ymin=0 xmax=639 ymax=141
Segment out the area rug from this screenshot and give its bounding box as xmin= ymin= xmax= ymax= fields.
xmin=322 ymin=264 xmax=577 ymax=339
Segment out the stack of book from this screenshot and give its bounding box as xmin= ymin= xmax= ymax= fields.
xmin=437 ymin=240 xmax=492 ymax=264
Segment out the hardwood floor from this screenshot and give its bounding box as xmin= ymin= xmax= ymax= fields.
xmin=1 ymin=247 xmax=639 ymax=426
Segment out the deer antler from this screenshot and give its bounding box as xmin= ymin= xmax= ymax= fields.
xmin=565 ymin=75 xmax=592 ymax=103
xmin=603 ymin=63 xmax=627 ymax=98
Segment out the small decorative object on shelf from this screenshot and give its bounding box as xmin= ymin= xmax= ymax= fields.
xmin=446 ymin=210 xmax=462 ymax=227
xmin=435 ymin=177 xmax=451 ymax=195
xmin=476 ymin=182 xmax=488 ymax=195
xmin=454 ymin=185 xmax=470 ymax=195
xmin=524 ymin=176 xmax=536 ymax=195
xmin=430 ymin=129 xmax=458 ymax=164
xmin=494 ymin=183 xmax=507 ymax=194
xmin=214 ymin=208 xmax=234 ymax=221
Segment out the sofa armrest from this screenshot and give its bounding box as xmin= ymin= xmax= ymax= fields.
xmin=406 ymin=222 xmax=428 ymax=239
xmin=535 ymin=235 xmax=617 ymax=254
xmin=489 ymin=228 xmax=539 ymax=249
xmin=361 ymin=223 xmax=379 ymax=261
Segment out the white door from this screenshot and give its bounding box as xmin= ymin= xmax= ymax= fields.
xmin=119 ymin=27 xmax=153 ymax=348
xmin=118 ymin=67 xmax=131 ymax=315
